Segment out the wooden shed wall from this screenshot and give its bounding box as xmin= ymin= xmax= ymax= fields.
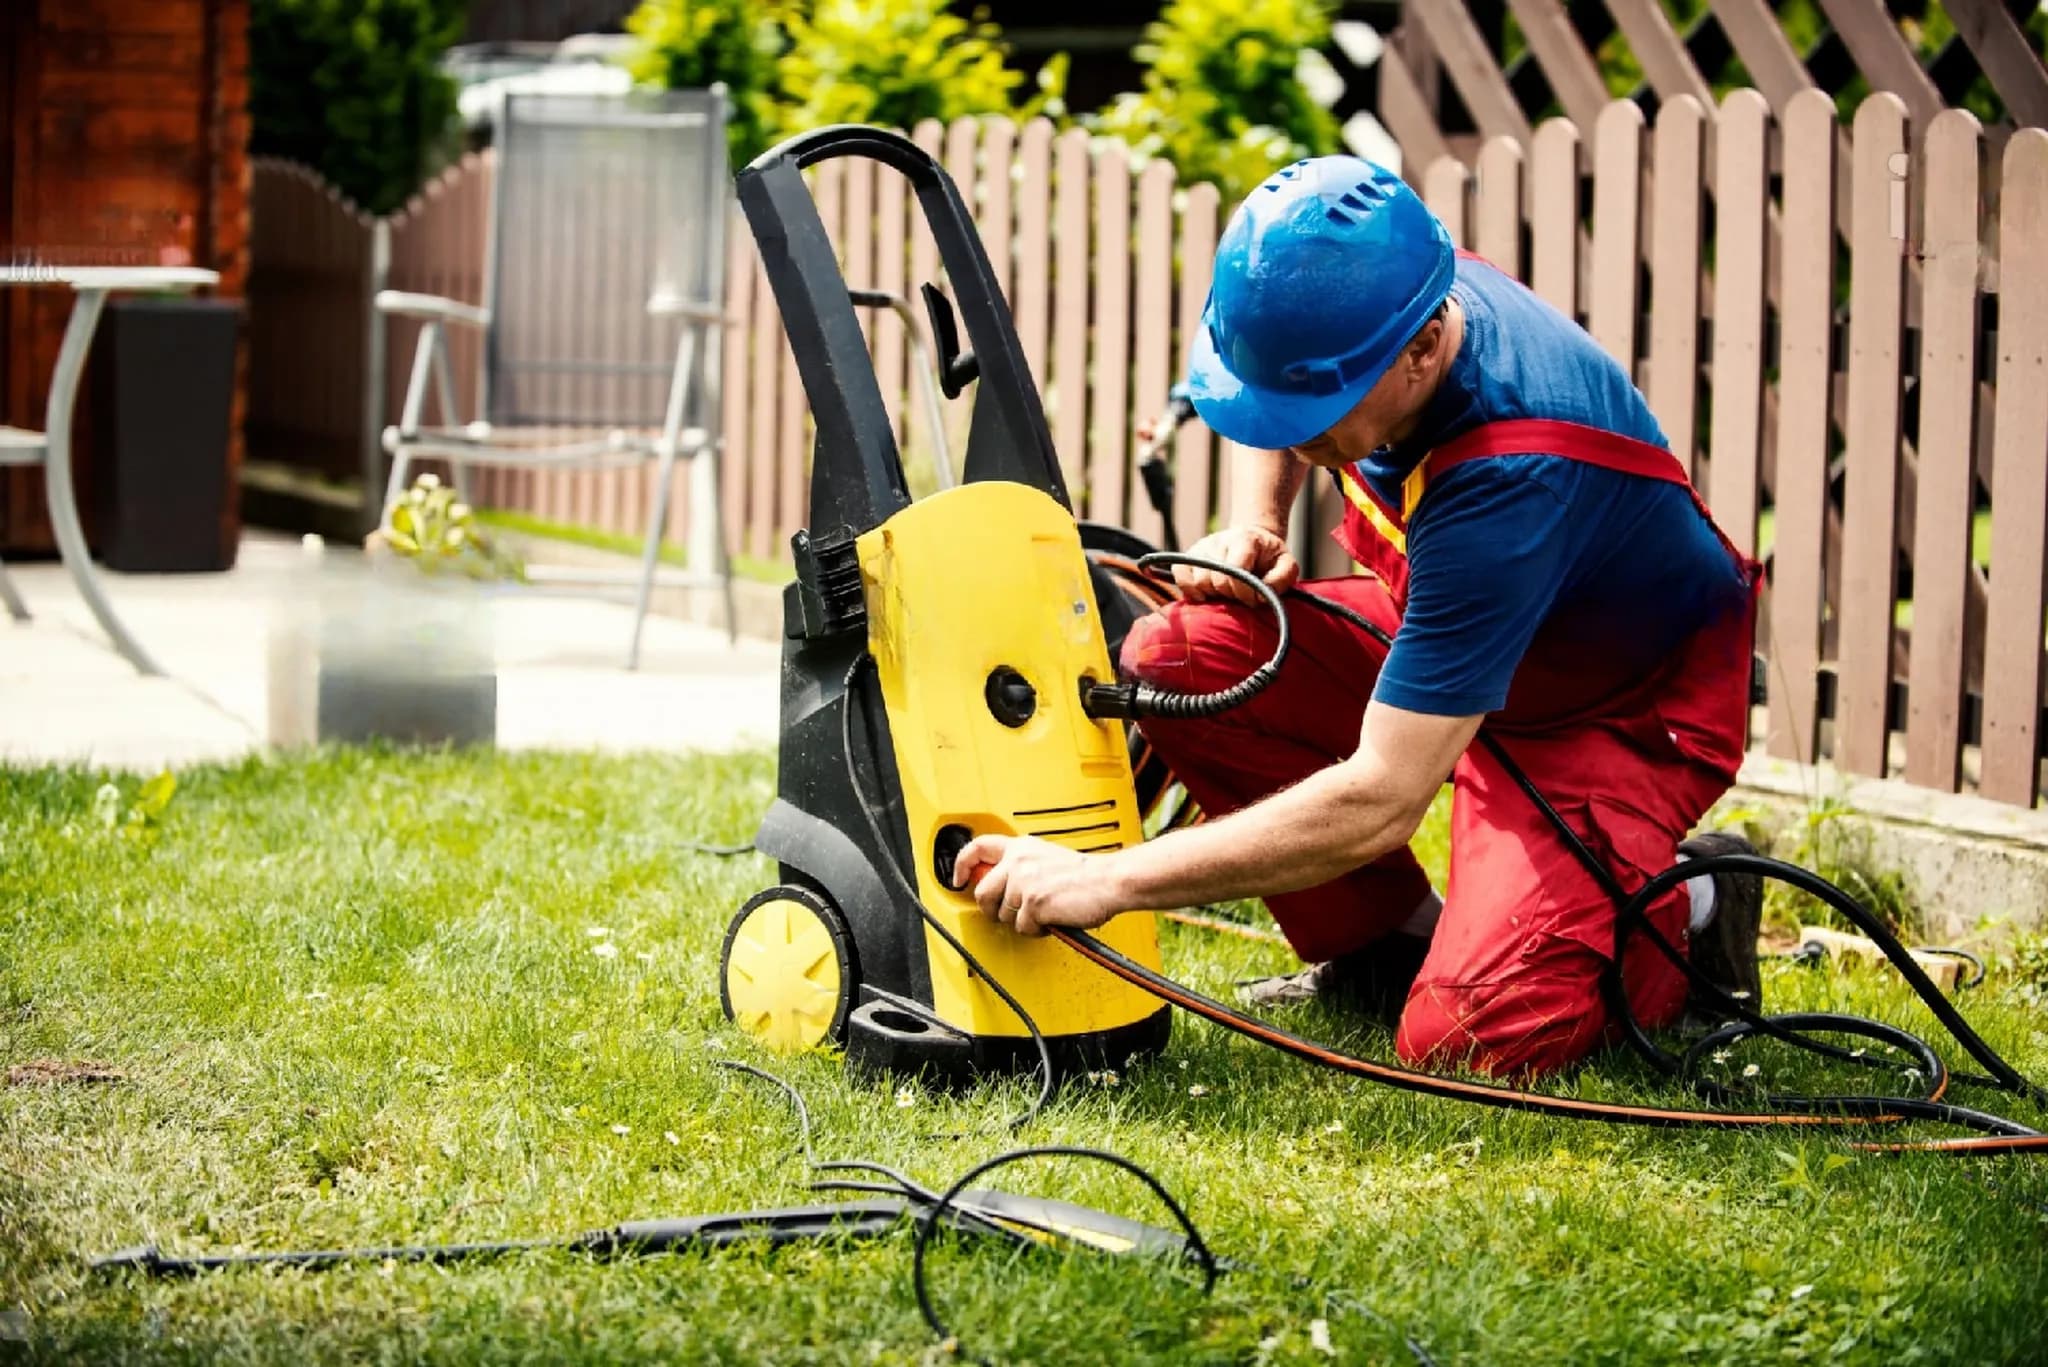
xmin=0 ymin=0 xmax=250 ymax=559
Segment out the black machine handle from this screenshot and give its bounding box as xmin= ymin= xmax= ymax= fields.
xmin=735 ymin=124 xmax=1070 ymax=539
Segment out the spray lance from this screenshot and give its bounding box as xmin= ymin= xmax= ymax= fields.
xmin=1136 ymin=382 xmax=1198 ymax=551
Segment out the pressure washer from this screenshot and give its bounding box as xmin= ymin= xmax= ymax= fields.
xmin=715 ymin=122 xmax=1199 ymax=1086
xmin=718 ymin=123 xmax=2048 ymax=1155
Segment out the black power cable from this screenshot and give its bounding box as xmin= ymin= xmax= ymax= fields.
xmin=715 ymin=1062 xmax=1290 ymax=1366
xmin=910 ymin=1145 xmax=1220 ymax=1362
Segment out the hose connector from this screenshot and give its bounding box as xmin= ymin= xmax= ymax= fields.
xmin=1080 ymin=678 xmax=1143 ymax=719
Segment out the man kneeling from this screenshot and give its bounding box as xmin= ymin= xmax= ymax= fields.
xmin=954 ymin=156 xmax=1763 ymax=1078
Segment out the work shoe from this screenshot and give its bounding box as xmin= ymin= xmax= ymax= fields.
xmin=1238 ymin=933 xmax=1432 ymax=1025
xmin=1677 ymin=830 xmax=1764 ymax=1021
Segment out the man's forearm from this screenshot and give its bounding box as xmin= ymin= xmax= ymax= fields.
xmin=1231 ymin=447 xmax=1308 ymax=537
xmin=1103 ymin=759 xmax=1424 ymax=912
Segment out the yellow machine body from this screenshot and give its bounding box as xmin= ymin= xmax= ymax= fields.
xmin=855 ymin=481 xmax=1167 ymax=1040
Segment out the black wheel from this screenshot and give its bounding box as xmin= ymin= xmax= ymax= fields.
xmin=719 ymin=884 xmax=858 ymax=1053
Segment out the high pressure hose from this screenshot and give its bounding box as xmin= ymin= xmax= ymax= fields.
xmin=1052 ymin=576 xmax=2048 ymax=1153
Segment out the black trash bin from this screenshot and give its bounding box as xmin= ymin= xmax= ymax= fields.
xmin=90 ymin=295 xmax=240 ymax=573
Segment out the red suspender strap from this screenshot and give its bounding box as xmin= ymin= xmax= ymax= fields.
xmin=1421 ymin=417 xmax=1759 ymax=585
xmin=1426 ymin=418 xmax=1690 ymax=489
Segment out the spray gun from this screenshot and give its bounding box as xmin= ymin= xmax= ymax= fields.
xmin=1136 ymin=382 xmax=1198 ymax=551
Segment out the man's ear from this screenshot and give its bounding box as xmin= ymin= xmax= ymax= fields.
xmin=1405 ymin=319 xmax=1443 ymax=376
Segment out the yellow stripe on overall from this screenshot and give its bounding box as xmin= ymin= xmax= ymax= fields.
xmin=1337 ymin=462 xmax=1432 ymax=556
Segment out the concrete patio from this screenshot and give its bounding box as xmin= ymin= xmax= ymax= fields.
xmin=0 ymin=531 xmax=781 ymax=772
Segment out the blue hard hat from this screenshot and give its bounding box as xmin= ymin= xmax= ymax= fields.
xmin=1188 ymin=157 xmax=1456 ymax=451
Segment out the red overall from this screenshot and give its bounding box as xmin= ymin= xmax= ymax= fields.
xmin=1121 ymin=417 xmax=1762 ymax=1077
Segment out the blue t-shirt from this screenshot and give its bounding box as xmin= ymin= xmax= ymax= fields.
xmin=1353 ymin=257 xmax=1751 ymax=718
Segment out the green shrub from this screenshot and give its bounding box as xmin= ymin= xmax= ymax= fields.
xmin=625 ymin=0 xmax=1063 ymax=168
xmin=1090 ymin=0 xmax=1341 ymax=208
xmin=773 ymin=0 xmax=1066 ymax=142
xmin=250 ymin=0 xmax=467 ymax=215
xmin=623 ymin=0 xmax=789 ymax=168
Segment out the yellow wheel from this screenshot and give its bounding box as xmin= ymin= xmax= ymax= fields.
xmin=720 ymin=884 xmax=856 ymax=1053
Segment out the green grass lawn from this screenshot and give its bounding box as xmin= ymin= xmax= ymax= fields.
xmin=5 ymin=750 xmax=2048 ymax=1365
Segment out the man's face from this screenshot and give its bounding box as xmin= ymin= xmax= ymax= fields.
xmin=1286 ymin=376 xmax=1413 ymax=468
xmin=1282 ymin=315 xmax=1447 ymax=468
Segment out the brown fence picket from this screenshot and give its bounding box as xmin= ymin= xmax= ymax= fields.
xmin=874 ymin=142 xmax=909 ymax=446
xmin=1767 ymin=90 xmax=1840 ymax=766
xmin=1474 ymin=137 xmax=1524 ymax=279
xmin=1089 ymin=141 xmax=1133 ymax=526
xmin=1529 ymin=118 xmax=1580 ymax=320
xmin=908 ymin=120 xmax=946 ymax=473
xmin=942 ymin=118 xmax=982 ymax=469
xmin=1905 ymin=110 xmax=1987 ymax=792
xmin=1052 ymin=127 xmax=1093 ymax=498
xmin=1173 ymin=182 xmax=1221 ymax=547
xmin=1708 ymin=91 xmax=1770 ymax=560
xmin=1131 ymin=159 xmax=1177 ymax=547
xmin=843 ymin=153 xmax=875 ymax=370
xmin=1982 ymin=128 xmax=2048 ymax=805
xmin=1422 ymin=158 xmax=1470 ymax=247
xmin=980 ymin=117 xmax=1015 ymax=304
xmin=720 ymin=214 xmax=753 ymax=557
xmin=1646 ymin=95 xmax=1704 ymax=478
xmin=1836 ymin=94 xmax=1911 ymax=780
xmin=1014 ymin=119 xmax=1055 ymax=391
xmin=746 ymin=248 xmax=781 ymax=561
xmin=1590 ymin=101 xmax=1644 ymax=379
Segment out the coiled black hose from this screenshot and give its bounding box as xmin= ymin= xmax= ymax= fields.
xmin=1080 ymin=554 xmax=1289 ymax=720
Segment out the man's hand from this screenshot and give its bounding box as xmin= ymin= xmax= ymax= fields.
xmin=952 ymin=834 xmax=1120 ymax=937
xmin=1173 ymin=526 xmax=1300 ymax=604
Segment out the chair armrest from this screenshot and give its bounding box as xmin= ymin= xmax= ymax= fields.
xmin=645 ymin=290 xmax=731 ymax=324
xmin=375 ymin=290 xmax=490 ymax=328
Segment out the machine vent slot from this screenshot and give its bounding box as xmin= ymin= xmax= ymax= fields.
xmin=1013 ymin=800 xmax=1126 ymax=854
xmin=1013 ymin=799 xmax=1116 ymax=819
xmin=1026 ymin=820 xmax=1120 ymax=839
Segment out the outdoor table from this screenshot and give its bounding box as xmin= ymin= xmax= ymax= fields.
xmin=0 ymin=265 xmax=221 ymax=675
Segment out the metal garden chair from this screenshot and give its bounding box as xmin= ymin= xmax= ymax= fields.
xmin=376 ymin=88 xmax=735 ymax=668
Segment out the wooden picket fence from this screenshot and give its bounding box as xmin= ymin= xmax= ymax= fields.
xmin=1414 ymin=90 xmax=2048 ymax=807
xmin=245 ymin=94 xmax=2048 ymax=808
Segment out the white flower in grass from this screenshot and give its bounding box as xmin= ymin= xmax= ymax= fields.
xmin=610 ymin=1124 xmax=630 ymax=1136
xmin=586 ymin=926 xmax=611 ymax=938
xmin=895 ymin=1087 xmax=916 ymax=1108
xmin=1188 ymin=1084 xmax=1209 ymax=1098
xmin=1309 ymin=1319 xmax=1336 ymax=1356
xmin=665 ymin=1131 xmax=681 ymax=1146
xmin=591 ymin=941 xmax=620 ymax=959
xmin=1791 ymin=1284 xmax=1814 ymax=1300
xmin=1324 ymin=1121 xmax=1345 ymax=1134
xmin=1742 ymin=1064 xmax=1761 ymax=1078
